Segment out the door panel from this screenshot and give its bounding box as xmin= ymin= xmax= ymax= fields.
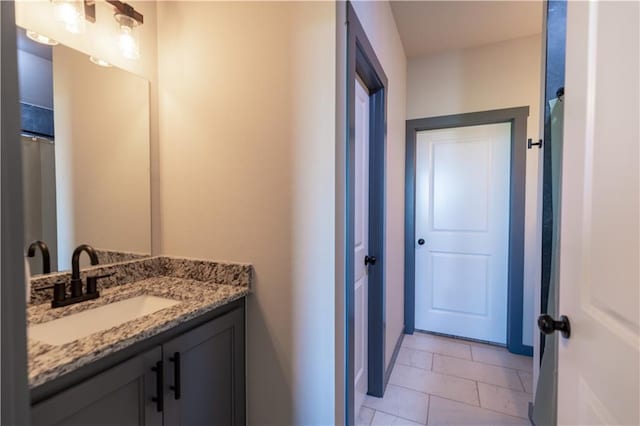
xmin=558 ymin=1 xmax=639 ymax=424
xmin=163 ymin=308 xmax=245 ymax=426
xmin=31 ymin=347 xmax=162 ymax=426
xmin=415 ymin=123 xmax=511 ymax=344
xmin=431 ymin=252 xmax=489 ymax=316
xmin=354 ymin=77 xmax=369 ymax=414
xmin=432 ymin=140 xmax=490 ymax=232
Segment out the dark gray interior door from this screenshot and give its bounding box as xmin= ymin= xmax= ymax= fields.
xmin=163 ymin=308 xmax=245 ymax=426
xmin=31 ymin=347 xmax=163 ymax=426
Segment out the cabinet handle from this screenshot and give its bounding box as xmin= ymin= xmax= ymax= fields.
xmin=169 ymin=352 xmax=181 ymax=400
xmin=151 ymin=360 xmax=164 ymax=412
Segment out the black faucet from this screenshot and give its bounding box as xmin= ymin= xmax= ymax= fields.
xmin=49 ymin=244 xmax=113 ymax=309
xmin=27 ymin=240 xmax=51 ymax=274
xmin=70 ymin=244 xmax=99 ymax=298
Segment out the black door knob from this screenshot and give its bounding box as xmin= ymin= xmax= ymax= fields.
xmin=537 ymin=314 xmax=571 ymax=338
xmin=364 ymin=255 xmax=377 ymax=266
xmin=417 ymin=238 xmax=425 ymax=246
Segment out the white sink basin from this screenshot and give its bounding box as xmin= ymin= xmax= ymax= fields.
xmin=29 ymin=295 xmax=180 ymax=346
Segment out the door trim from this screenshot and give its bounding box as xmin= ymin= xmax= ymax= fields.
xmin=404 ymin=107 xmax=532 ymax=356
xmin=346 ymin=2 xmax=388 ymax=425
xmin=1 ymin=1 xmax=32 ymax=424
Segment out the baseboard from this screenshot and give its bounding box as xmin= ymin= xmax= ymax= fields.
xmin=528 ymin=402 xmax=535 ymax=425
xmin=509 ymin=343 xmax=534 ymax=357
xmin=414 ymin=329 xmax=507 ymax=348
xmin=384 ymin=332 xmax=404 ymax=388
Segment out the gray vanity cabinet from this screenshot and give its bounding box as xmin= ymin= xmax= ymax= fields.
xmin=31 ymin=303 xmax=246 ymax=426
xmin=163 ymin=307 xmax=245 ymax=426
xmin=31 ymin=347 xmax=163 ymax=426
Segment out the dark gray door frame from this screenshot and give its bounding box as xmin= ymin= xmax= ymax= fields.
xmin=404 ymin=107 xmax=533 ymax=356
xmin=1 ymin=1 xmax=31 ymax=424
xmin=346 ymin=2 xmax=388 ymax=425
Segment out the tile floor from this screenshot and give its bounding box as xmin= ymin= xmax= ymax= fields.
xmin=358 ymin=332 xmax=533 ymax=426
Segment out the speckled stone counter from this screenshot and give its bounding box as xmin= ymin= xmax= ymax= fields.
xmin=94 ymin=248 xmax=150 ymax=265
xmin=27 ymin=256 xmax=251 ymax=389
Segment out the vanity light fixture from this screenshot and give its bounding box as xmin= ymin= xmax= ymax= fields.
xmin=107 ymin=1 xmax=144 ymax=60
xmin=46 ymin=0 xmax=144 ymax=61
xmin=89 ymin=56 xmax=112 ymax=67
xmin=26 ymin=30 xmax=59 ymax=46
xmin=52 ymin=0 xmax=86 ymax=34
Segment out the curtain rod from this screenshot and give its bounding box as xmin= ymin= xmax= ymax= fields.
xmin=21 ymin=133 xmax=54 ymax=144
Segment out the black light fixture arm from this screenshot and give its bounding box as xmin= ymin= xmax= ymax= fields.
xmin=106 ymin=0 xmax=144 ymax=25
xmin=82 ymin=0 xmax=144 ymax=26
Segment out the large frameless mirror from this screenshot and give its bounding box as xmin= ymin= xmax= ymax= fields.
xmin=17 ymin=26 xmax=151 ymax=275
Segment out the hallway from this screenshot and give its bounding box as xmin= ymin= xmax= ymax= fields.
xmin=358 ymin=332 xmax=533 ymax=425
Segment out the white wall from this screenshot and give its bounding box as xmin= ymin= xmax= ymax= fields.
xmin=156 ymin=2 xmax=336 ymax=424
xmin=407 ymin=34 xmax=542 ymax=347
xmin=16 ymin=50 xmax=52 ymax=108
xmin=53 ymin=45 xmax=150 ymax=270
xmin=351 ymin=1 xmax=408 ymax=371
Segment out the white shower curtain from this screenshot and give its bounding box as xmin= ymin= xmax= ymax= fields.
xmin=21 ymin=134 xmax=58 ymax=274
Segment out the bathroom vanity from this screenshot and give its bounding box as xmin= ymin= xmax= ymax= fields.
xmin=27 ymin=256 xmax=251 ymax=426
xmin=17 ymin=17 xmax=251 ymax=426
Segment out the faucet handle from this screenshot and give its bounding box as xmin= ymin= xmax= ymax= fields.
xmin=45 ymin=281 xmax=67 ymax=308
xmin=54 ymin=282 xmax=66 ymax=302
xmin=86 ymin=272 xmax=115 ymax=295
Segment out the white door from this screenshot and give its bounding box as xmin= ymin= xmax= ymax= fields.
xmin=354 ymin=78 xmax=369 ymax=414
xmin=415 ymin=123 xmax=511 ymax=344
xmin=557 ymin=1 xmax=639 ymax=424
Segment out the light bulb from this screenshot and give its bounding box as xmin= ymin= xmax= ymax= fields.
xmin=89 ymin=56 xmax=112 ymax=67
xmin=26 ymin=30 xmax=59 ymax=46
xmin=118 ymin=27 xmax=138 ymax=59
xmin=53 ymin=0 xmax=86 ymax=34
xmin=115 ymin=14 xmax=140 ymax=60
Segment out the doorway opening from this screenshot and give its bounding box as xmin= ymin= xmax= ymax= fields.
xmin=404 ymin=107 xmax=532 ymax=356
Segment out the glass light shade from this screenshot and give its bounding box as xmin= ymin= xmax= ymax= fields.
xmin=89 ymin=56 xmax=112 ymax=67
xmin=53 ymin=0 xmax=86 ymax=34
xmin=116 ymin=14 xmax=140 ymax=60
xmin=26 ymin=30 xmax=59 ymax=46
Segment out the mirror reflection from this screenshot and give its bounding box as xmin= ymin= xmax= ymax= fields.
xmin=17 ymin=27 xmax=151 ymax=275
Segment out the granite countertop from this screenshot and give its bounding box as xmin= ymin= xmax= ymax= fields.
xmin=27 ymin=257 xmax=251 ymax=389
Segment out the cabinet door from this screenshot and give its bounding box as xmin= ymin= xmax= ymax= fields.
xmin=31 ymin=347 xmax=163 ymax=426
xmin=163 ymin=308 xmax=245 ymax=426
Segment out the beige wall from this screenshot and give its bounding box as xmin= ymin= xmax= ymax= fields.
xmin=407 ymin=34 xmax=543 ymax=346
xmin=351 ymin=1 xmax=408 ymax=370
xmin=53 ymin=45 xmax=150 ymax=270
xmin=156 ymin=2 xmax=336 ymax=424
xmin=407 ymin=34 xmax=541 ymax=136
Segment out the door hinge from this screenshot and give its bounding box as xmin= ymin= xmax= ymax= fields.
xmin=528 ymin=138 xmax=543 ymax=149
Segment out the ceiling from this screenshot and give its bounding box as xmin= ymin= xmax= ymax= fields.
xmin=390 ymin=1 xmax=543 ymax=58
